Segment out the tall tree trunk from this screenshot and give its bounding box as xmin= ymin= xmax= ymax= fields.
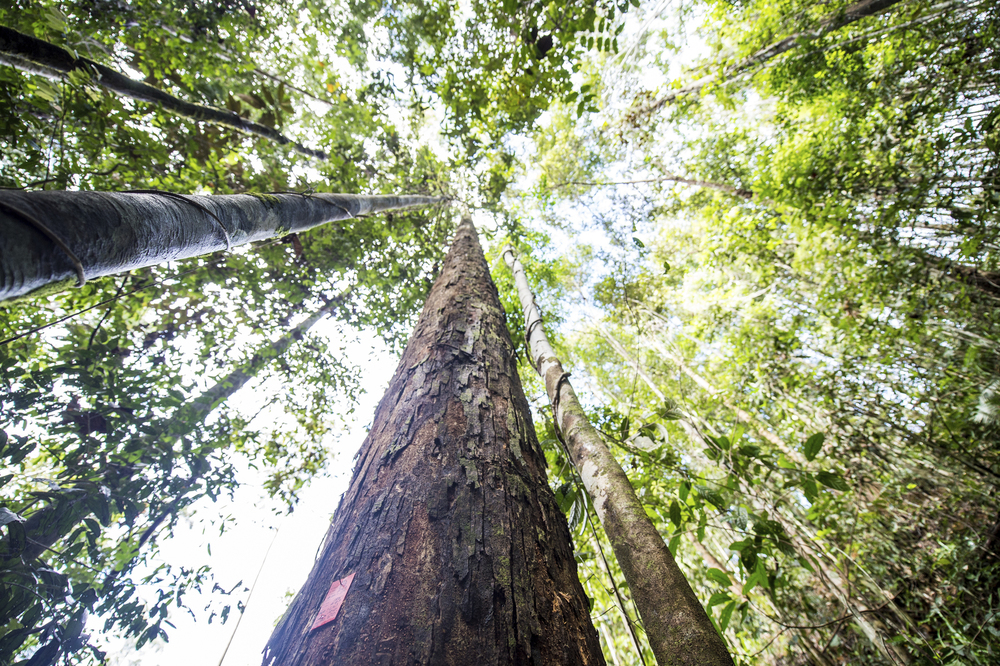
xmin=0 ymin=190 xmax=443 ymax=301
xmin=502 ymin=247 xmax=734 ymax=666
xmin=264 ymin=219 xmax=604 ymax=665
xmin=0 ymin=26 xmax=328 ymax=160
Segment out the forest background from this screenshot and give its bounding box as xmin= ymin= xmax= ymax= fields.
xmin=0 ymin=0 xmax=998 ymax=664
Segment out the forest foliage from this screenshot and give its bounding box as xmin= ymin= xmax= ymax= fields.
xmin=1 ymin=0 xmax=998 ymax=664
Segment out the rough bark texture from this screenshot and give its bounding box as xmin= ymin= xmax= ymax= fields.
xmin=0 ymin=190 xmax=443 ymax=301
xmin=264 ymin=219 xmax=604 ymax=666
xmin=0 ymin=26 xmax=327 ymax=160
xmin=503 ymin=246 xmax=734 ymax=666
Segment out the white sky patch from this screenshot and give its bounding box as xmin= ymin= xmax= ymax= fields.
xmin=97 ymin=322 xmax=401 ymax=665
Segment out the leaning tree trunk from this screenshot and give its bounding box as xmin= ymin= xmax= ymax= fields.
xmin=0 ymin=26 xmax=328 ymax=160
xmin=0 ymin=297 xmax=348 ymax=664
xmin=1 ymin=295 xmax=343 ymax=565
xmin=0 ymin=189 xmax=443 ymax=301
xmin=502 ymin=246 xmax=734 ymax=666
xmin=263 ymin=218 xmax=604 ymax=665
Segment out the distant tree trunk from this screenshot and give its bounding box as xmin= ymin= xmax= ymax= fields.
xmin=502 ymin=247 xmax=734 ymax=666
xmin=0 ymin=298 xmax=345 ymax=665
xmin=0 ymin=26 xmax=328 ymax=160
xmin=1 ymin=296 xmax=341 ymax=565
xmin=264 ymin=218 xmax=604 ymax=665
xmin=0 ymin=190 xmax=443 ymax=301
xmin=549 ymin=176 xmax=752 ymax=199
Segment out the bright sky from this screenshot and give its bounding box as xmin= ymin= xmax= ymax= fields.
xmin=86 ymin=2 xmax=713 ymax=661
xmin=98 ymin=321 xmax=400 ymax=666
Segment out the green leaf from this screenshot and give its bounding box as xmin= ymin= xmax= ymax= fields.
xmin=696 ymin=485 xmax=727 ymax=510
xmin=730 ymin=425 xmax=745 ymax=446
xmin=657 ymin=399 xmax=682 ymax=420
xmin=668 ymin=534 xmax=681 ymax=557
xmin=742 ymin=560 xmax=766 ymax=594
xmin=663 ymin=261 xmax=671 ymax=274
xmin=707 ymin=591 xmax=731 ymax=607
xmin=6 ymin=520 xmax=26 ymax=554
xmin=669 ymin=499 xmax=682 ymax=527
xmin=816 ymin=471 xmax=849 ymax=492
xmin=706 ymin=568 xmax=732 ymax=587
xmin=0 ymin=507 xmax=24 ymax=527
xmin=739 ymin=545 xmax=758 ymax=574
xmin=802 ymin=476 xmax=819 ymax=502
xmin=719 ymin=600 xmax=737 ymax=631
xmin=632 ymin=237 xmax=645 ymax=248
xmin=804 ymin=433 xmax=825 ymax=461
xmin=730 ymin=506 xmax=749 ymax=531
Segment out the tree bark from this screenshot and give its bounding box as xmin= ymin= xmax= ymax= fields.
xmin=502 ymin=246 xmax=734 ymax=666
xmin=0 ymin=190 xmax=444 ymax=302
xmin=0 ymin=26 xmax=328 ymax=160
xmin=264 ymin=219 xmax=604 ymax=665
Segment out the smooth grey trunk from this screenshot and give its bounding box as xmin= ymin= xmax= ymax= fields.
xmin=3 ymin=298 xmax=339 ymax=564
xmin=0 ymin=26 xmax=327 ymax=160
xmin=635 ymin=0 xmax=903 ymax=117
xmin=502 ymin=246 xmax=734 ymax=666
xmin=0 ymin=190 xmax=444 ymax=301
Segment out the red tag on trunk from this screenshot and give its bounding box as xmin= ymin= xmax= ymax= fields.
xmin=310 ymin=572 xmax=355 ymax=631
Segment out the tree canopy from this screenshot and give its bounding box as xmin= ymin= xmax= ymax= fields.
xmin=1 ymin=0 xmax=998 ymax=664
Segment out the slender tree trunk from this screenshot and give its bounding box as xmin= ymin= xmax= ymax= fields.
xmin=264 ymin=219 xmax=604 ymax=665
xmin=634 ymin=0 xmax=903 ymax=117
xmin=2 ymin=297 xmax=341 ymax=564
xmin=589 ymin=320 xmax=807 ymax=465
xmin=0 ymin=26 xmax=328 ymax=160
xmin=502 ymin=246 xmax=734 ymax=666
xmin=0 ymin=190 xmax=443 ymax=301
xmin=642 ymin=335 xmax=808 ymax=466
xmin=686 ymin=536 xmax=833 ymax=666
xmin=549 ymin=176 xmax=752 ymax=199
